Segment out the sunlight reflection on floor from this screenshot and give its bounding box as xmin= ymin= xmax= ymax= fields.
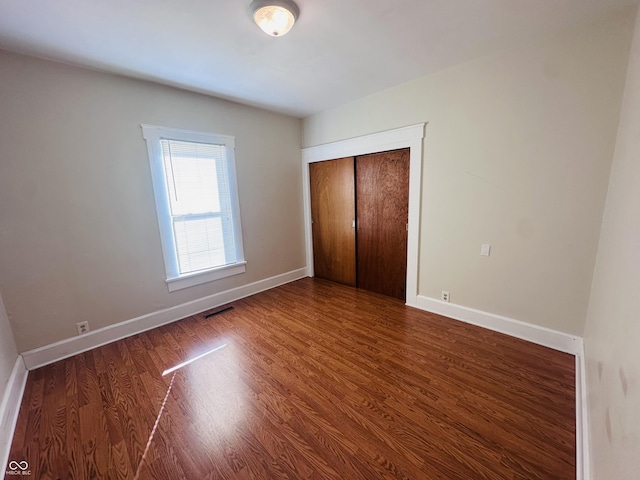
xmin=183 ymin=341 xmax=249 ymax=450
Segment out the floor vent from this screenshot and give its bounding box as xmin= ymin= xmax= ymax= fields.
xmin=203 ymin=306 xmax=234 ymax=319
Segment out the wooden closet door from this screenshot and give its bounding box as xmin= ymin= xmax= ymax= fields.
xmin=356 ymin=149 xmax=410 ymax=300
xmin=309 ymin=158 xmax=356 ymax=286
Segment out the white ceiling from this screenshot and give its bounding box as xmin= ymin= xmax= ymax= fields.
xmin=0 ymin=0 xmax=636 ymax=117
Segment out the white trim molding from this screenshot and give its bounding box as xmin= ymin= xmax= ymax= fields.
xmin=140 ymin=124 xmax=247 ymax=292
xmin=301 ymin=123 xmax=426 ymax=307
xmin=575 ymin=341 xmax=590 ymax=480
xmin=415 ymin=295 xmax=588 ymax=479
xmin=415 ymin=295 xmax=582 ymax=354
xmin=22 ymin=268 xmax=307 ymax=370
xmin=0 ymin=356 xmax=28 ymax=475
xmin=11 ymin=278 xmax=590 ymax=479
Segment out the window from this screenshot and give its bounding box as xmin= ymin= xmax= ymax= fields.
xmin=142 ymin=125 xmax=245 ymax=291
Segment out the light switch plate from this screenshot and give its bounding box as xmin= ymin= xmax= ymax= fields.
xmin=481 ymin=244 xmax=491 ymax=256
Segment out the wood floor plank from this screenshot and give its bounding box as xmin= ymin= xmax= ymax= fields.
xmin=6 ymin=278 xmax=575 ymax=479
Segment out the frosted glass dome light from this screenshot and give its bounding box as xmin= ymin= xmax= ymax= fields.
xmin=249 ymin=0 xmax=299 ymax=37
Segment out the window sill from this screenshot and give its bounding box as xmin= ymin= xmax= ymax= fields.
xmin=166 ymin=262 xmax=247 ymax=292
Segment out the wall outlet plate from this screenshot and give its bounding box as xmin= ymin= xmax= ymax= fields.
xmin=76 ymin=321 xmax=90 ymax=335
xmin=441 ymin=291 xmax=450 ymax=302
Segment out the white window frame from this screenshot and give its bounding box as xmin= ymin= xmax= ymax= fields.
xmin=141 ymin=124 xmax=246 ymax=291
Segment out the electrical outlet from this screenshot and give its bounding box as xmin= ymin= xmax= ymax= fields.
xmin=76 ymin=321 xmax=90 ymax=335
xmin=441 ymin=291 xmax=450 ymax=303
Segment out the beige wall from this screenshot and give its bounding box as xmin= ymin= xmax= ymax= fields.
xmin=584 ymin=7 xmax=640 ymax=478
xmin=0 ymin=291 xmax=18 ymax=398
xmin=0 ymin=50 xmax=305 ymax=352
xmin=303 ymin=9 xmax=635 ymax=335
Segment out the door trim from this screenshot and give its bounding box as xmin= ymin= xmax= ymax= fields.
xmin=302 ymin=123 xmax=426 ymax=307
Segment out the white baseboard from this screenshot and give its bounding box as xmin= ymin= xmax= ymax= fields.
xmin=0 ymin=356 xmax=28 ymax=475
xmin=415 ymin=295 xmax=591 ymax=480
xmin=575 ymin=341 xmax=590 ymax=480
xmin=11 ymin=278 xmax=590 ymax=478
xmin=22 ymin=268 xmax=308 ymax=370
xmin=415 ymin=295 xmax=587 ymax=479
xmin=415 ymin=295 xmax=582 ymax=355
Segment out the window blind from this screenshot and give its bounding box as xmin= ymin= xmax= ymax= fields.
xmin=160 ymin=139 xmax=236 ymax=274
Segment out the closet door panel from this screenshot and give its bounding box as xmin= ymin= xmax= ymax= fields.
xmin=309 ymin=158 xmax=356 ymax=286
xmin=356 ymin=149 xmax=410 ymax=299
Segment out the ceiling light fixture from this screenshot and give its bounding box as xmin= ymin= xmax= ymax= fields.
xmin=249 ymin=0 xmax=299 ymax=37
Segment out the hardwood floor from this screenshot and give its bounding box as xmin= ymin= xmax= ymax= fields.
xmin=6 ymin=278 xmax=575 ymax=479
